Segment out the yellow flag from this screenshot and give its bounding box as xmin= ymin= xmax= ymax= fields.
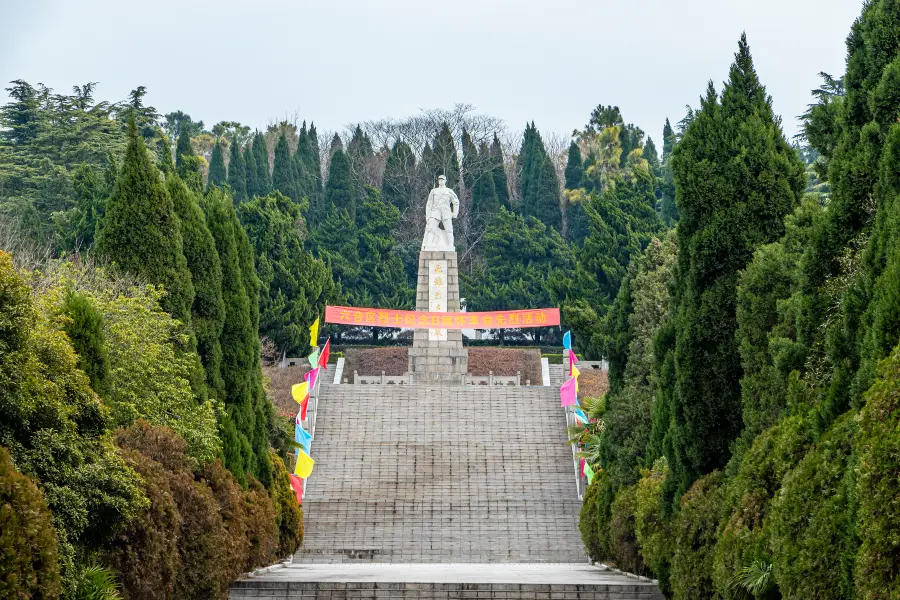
xmin=294 ymin=449 xmax=314 ymax=478
xmin=572 ymin=365 xmax=580 ymax=392
xmin=291 ymin=382 xmax=310 ymax=404
xmin=309 ymin=317 xmax=320 ymax=347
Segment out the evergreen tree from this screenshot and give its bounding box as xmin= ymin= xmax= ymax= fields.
xmin=175 ymin=129 xmax=193 ymax=171
xmin=323 ymin=147 xmax=355 ymax=224
xmin=243 ymin=143 xmax=257 ymax=200
xmin=308 ymin=123 xmax=324 ymax=215
xmin=652 ymin=35 xmax=805 ymax=503
xmin=489 ymin=133 xmax=510 ymax=209
xmin=565 ymin=141 xmax=589 ymax=245
xmin=643 ymin=137 xmax=660 ymax=173
xmin=97 ymin=120 xmax=194 ymax=324
xmin=518 ymin=123 xmax=562 ymax=230
xmin=471 ymin=142 xmax=500 ymax=220
xmin=659 ymin=119 xmax=678 ymax=224
xmin=207 ymin=139 xmax=226 ymax=189
xmin=203 ymin=188 xmax=261 ymax=485
xmin=271 ymin=132 xmax=298 ymax=203
xmin=461 ymin=129 xmax=479 ymax=192
xmin=238 ymin=191 xmax=335 ymax=354
xmin=251 ymin=131 xmax=272 ymax=197
xmin=61 ymin=289 xmax=109 ymax=396
xmin=227 ymin=137 xmax=247 ymax=204
xmin=382 ymin=139 xmax=417 ymax=215
xmin=346 ymin=125 xmax=375 ymax=203
xmin=168 ymin=175 xmax=226 ymax=401
xmin=425 ymin=122 xmax=460 ymax=191
xmin=156 ymin=134 xmax=173 ymax=174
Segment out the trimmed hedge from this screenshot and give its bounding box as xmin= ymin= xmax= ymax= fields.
xmin=670 ymin=472 xmax=724 ymax=600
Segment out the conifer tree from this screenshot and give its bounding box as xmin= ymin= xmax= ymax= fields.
xmin=659 ymin=119 xmax=678 ymax=224
xmin=643 ymin=137 xmax=660 ymax=172
xmin=382 ymin=140 xmax=417 ymax=214
xmin=308 ymin=123 xmax=324 ymax=213
xmin=227 ymin=138 xmax=247 ymax=203
xmin=61 ymin=289 xmax=109 ymax=396
xmin=490 ymin=134 xmax=510 ymax=209
xmin=461 ymin=129 xmax=479 ymax=192
xmin=203 ymin=188 xmax=261 ymax=484
xmin=425 ymin=123 xmax=459 ymax=191
xmin=565 ymin=141 xmax=589 ymax=245
xmin=243 ymin=143 xmax=257 ymax=200
xmin=156 ymin=135 xmax=173 ymax=174
xmin=97 ymin=120 xmax=194 ymax=324
xmin=518 ymin=123 xmax=562 ymax=230
xmin=168 ymin=175 xmax=225 ymax=401
xmin=324 ymin=147 xmax=355 ymax=223
xmin=175 ymin=129 xmax=193 ymax=171
xmin=271 ymin=132 xmax=298 ymax=203
xmin=653 ymin=35 xmax=805 ymax=503
xmin=207 ymin=139 xmax=227 ymax=189
xmin=251 ymin=131 xmax=272 ymax=197
xmin=239 ymin=191 xmax=335 ymax=354
xmin=346 ymin=125 xmax=375 ymax=204
xmin=471 ymin=142 xmax=500 ymax=221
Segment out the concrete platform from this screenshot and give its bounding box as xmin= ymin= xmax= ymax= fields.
xmin=231 ymin=563 xmax=663 ymax=599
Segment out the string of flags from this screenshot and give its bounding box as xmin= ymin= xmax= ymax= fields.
xmin=562 ymin=330 xmax=594 ymax=485
xmin=289 ymin=316 xmax=331 ymax=503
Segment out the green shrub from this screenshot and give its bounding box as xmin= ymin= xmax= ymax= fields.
xmin=542 ymin=353 xmax=564 ymax=364
xmin=107 ymin=448 xmax=180 ymax=600
xmin=270 ymin=452 xmax=304 ymax=558
xmin=243 ymin=478 xmax=278 ymax=571
xmin=769 ymin=413 xmax=858 ymax=600
xmin=713 ymin=416 xmax=812 ymax=599
xmin=0 ymin=446 xmax=61 ymax=600
xmin=61 ymin=288 xmax=109 ymax=397
xmin=633 ymin=457 xmax=671 ymax=592
xmin=609 ymin=483 xmax=647 ymax=575
xmin=855 ymin=345 xmax=900 ymax=599
xmin=202 ymin=460 xmax=251 ymax=582
xmin=579 ymin=471 xmax=614 ymax=562
xmin=72 ymin=564 xmax=122 ymax=600
xmin=670 ymin=471 xmax=725 ymax=600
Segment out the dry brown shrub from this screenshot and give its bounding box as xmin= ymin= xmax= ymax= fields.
xmin=342 ymin=347 xmax=409 ymax=377
xmin=579 ymin=368 xmax=609 ymax=398
xmin=467 ymin=347 xmax=542 ymax=384
xmin=262 ymin=365 xmax=311 ymax=417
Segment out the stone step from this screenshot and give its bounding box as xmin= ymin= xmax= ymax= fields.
xmin=231 ymin=563 xmax=664 ymax=599
xmin=294 ymin=383 xmax=585 ymax=564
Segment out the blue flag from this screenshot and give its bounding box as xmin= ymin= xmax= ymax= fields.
xmin=562 ymin=330 xmax=572 ymax=350
xmin=295 ymin=424 xmax=312 ymax=454
xmin=574 ymin=407 xmax=588 ymax=425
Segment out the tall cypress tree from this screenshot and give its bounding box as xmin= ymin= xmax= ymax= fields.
xmin=356 ymin=186 xmax=412 ymax=318
xmin=324 ymin=147 xmax=355 ymax=223
xmin=168 ymin=175 xmax=225 ymax=401
xmin=243 ymin=143 xmax=257 ymax=200
xmin=471 ymin=141 xmax=500 ymax=220
xmin=308 ymin=123 xmax=324 ymax=215
xmin=97 ymin=120 xmax=194 ymax=324
xmin=659 ymin=118 xmax=678 ymax=225
xmin=251 ymin=131 xmax=272 ymax=197
xmin=382 ymin=140 xmax=417 ymax=214
xmin=227 ymin=138 xmax=247 ymax=204
xmin=426 ymin=122 xmax=460 ymax=191
xmin=175 ymin=129 xmax=193 ymax=171
xmin=271 ymin=132 xmax=298 ymax=203
xmin=653 ymin=35 xmax=805 ymax=503
xmin=564 ymin=141 xmax=589 ymax=245
xmin=207 ymin=139 xmax=226 ymax=189
xmin=519 ymin=123 xmax=562 ymax=231
xmin=490 ymin=133 xmax=510 ymax=209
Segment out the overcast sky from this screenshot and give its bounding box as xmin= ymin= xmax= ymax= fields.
xmin=2 ymin=0 xmax=862 ymax=147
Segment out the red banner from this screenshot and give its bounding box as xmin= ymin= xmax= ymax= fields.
xmin=325 ymin=306 xmax=560 ymax=329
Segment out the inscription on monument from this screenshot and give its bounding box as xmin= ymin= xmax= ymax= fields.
xmin=428 ymin=260 xmax=448 ymax=341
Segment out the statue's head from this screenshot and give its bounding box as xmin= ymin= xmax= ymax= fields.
xmin=437 ymin=174 xmax=447 ymax=187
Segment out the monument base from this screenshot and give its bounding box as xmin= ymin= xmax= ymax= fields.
xmin=408 ymin=250 xmax=468 ymax=383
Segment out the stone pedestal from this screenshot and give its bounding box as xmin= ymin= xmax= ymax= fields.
xmin=408 ymin=250 xmax=468 ymax=383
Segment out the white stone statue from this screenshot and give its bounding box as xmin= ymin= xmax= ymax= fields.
xmin=422 ymin=174 xmax=460 ymax=251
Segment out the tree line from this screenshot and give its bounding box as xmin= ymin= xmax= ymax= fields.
xmin=574 ymin=4 xmax=900 ymax=598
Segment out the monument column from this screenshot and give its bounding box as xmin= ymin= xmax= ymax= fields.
xmin=408 ymin=175 xmax=468 ymax=383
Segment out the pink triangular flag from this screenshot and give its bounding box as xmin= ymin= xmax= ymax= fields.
xmin=568 ymin=349 xmax=578 ymax=376
xmin=560 ymin=377 xmax=577 ymax=407
xmin=580 ymin=458 xmax=586 ymax=478
xmin=305 ymin=367 xmax=320 ymax=390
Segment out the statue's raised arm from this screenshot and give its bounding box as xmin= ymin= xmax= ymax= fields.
xmin=421 ymin=174 xmax=459 ymax=252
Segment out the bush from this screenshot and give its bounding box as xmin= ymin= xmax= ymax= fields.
xmin=855 ymin=345 xmax=900 ymax=599
xmin=579 ymin=472 xmax=614 ymax=562
xmin=270 ymin=452 xmax=303 ymax=558
xmin=769 ymin=413 xmax=858 ymax=600
xmin=609 ymin=483 xmax=647 ymax=575
xmin=107 ymin=448 xmax=180 ymax=600
xmin=202 ymin=460 xmax=251 ymax=582
xmin=712 ymin=416 xmax=812 ymax=599
xmin=0 ymin=446 xmax=61 ymax=600
xmin=243 ymin=478 xmax=278 ymax=570
xmin=543 ymin=353 xmax=564 ymax=364
xmin=633 ymin=457 xmax=671 ymax=592
xmin=670 ymin=471 xmax=725 ymax=600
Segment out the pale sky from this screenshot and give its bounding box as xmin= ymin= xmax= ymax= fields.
xmin=1 ymin=0 xmax=862 ymax=146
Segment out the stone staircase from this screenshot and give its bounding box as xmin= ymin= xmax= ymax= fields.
xmin=231 ymin=380 xmax=663 ymax=598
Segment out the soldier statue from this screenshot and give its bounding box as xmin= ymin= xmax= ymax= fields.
xmin=422 ymin=174 xmax=460 ymax=251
